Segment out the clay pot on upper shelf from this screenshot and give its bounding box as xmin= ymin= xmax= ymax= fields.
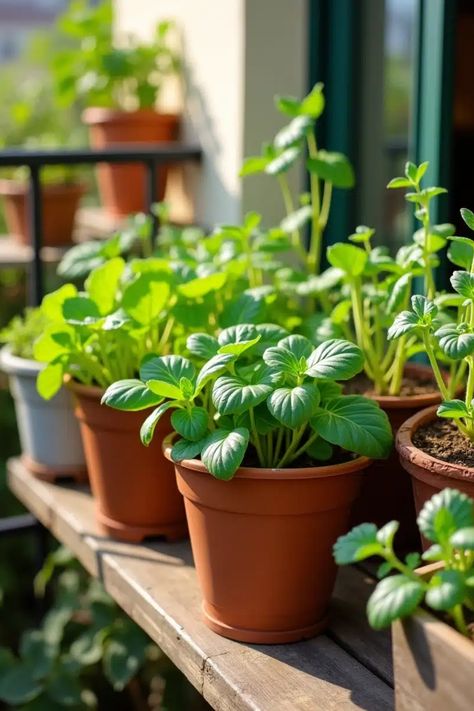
xmin=163 ymin=436 xmax=371 ymax=644
xmin=396 ymin=405 xmax=474 ymax=548
xmin=69 ymin=381 xmax=186 ymax=543
xmin=349 ymin=364 xmax=444 ymax=548
xmin=0 ymin=179 xmax=85 ymax=247
xmin=393 ymin=562 xmax=474 ymax=710
xmin=82 ymin=108 xmax=180 ymax=217
xmin=0 ymin=348 xmax=86 ymax=481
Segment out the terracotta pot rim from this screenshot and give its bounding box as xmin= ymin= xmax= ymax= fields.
xmin=65 ymin=377 xmax=104 ymax=400
xmin=396 ymin=404 xmax=474 ymax=481
xmin=0 ymin=179 xmax=86 ymax=197
xmin=82 ymin=107 xmax=180 ymax=125
xmin=366 ymin=364 xmax=443 ymax=409
xmin=163 ymin=433 xmax=371 ymax=480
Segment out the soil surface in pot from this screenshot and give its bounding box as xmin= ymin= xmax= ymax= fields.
xmin=413 ymin=420 xmax=474 ymax=468
xmin=241 ymin=443 xmax=354 ymax=468
xmin=345 ymin=372 xmax=436 ymax=397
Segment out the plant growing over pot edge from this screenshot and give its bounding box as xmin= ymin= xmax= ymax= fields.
xmin=104 ymin=327 xmax=392 ymax=478
xmin=104 ymin=328 xmax=392 ymax=643
xmin=241 ymin=82 xmax=355 ymax=277
xmin=334 ymin=487 xmax=474 ymax=637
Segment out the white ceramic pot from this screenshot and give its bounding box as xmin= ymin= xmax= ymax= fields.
xmin=1 ymin=347 xmax=87 ymax=481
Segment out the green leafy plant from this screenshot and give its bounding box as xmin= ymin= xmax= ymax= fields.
xmin=325 ymin=161 xmax=455 ymax=395
xmin=103 ymin=326 xmax=392 ymax=479
xmin=36 ymin=221 xmax=293 ymax=400
xmin=241 ymin=82 xmax=355 ymax=275
xmin=0 ymin=308 xmax=50 ymax=360
xmin=52 ymin=0 xmax=180 ymax=111
xmin=0 ymin=546 xmax=160 ymax=709
xmin=388 ymin=206 xmax=474 ymax=437
xmin=334 ymin=488 xmax=474 ymax=637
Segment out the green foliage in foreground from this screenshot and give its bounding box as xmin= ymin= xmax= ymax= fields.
xmin=104 ymin=326 xmax=392 ymax=479
xmin=335 ymin=488 xmax=474 ymax=637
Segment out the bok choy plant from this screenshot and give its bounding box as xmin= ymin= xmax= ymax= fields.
xmin=103 ymin=325 xmax=392 ymax=479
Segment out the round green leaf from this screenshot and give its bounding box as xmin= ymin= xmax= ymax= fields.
xmin=140 ymin=402 xmax=175 ymax=446
xmin=84 ymin=257 xmax=125 ymax=315
xmin=62 ymin=296 xmax=100 ymax=324
xmin=195 ymin=353 xmax=236 ymax=392
xmin=425 ymin=570 xmax=466 ymax=611
xmin=40 ymin=284 xmax=77 ymax=321
xmin=171 ymin=407 xmax=208 ymax=442
xmin=265 ymin=146 xmax=301 ymax=175
xmin=367 ymin=575 xmax=425 ymax=629
xmin=450 ymin=526 xmax=474 ymax=550
xmin=437 ymin=400 xmax=470 ymax=420
xmin=277 ymin=334 xmax=313 ymax=359
xmin=305 ymin=339 xmax=363 ymax=380
xmin=327 ymin=243 xmax=367 ymax=276
xmin=170 ymin=438 xmax=205 ymax=462
xmin=101 ymin=380 xmax=163 ymax=411
xmin=186 ymin=333 xmax=219 ymax=359
xmin=218 ymin=324 xmax=258 ymax=347
xmin=121 ymin=274 xmax=170 ymax=325
xmin=267 ymin=384 xmax=320 ymax=427
xmin=387 ymin=311 xmax=419 ymax=340
xmin=461 ymin=207 xmax=474 ymax=231
xmin=36 ymin=363 xmax=64 ymax=401
xmin=307 ymin=150 xmax=355 ymax=188
xmin=212 ymin=375 xmax=273 ymax=416
xmin=435 ymin=324 xmax=474 ymax=359
xmin=201 ymin=428 xmax=250 ymax=480
xmin=218 ymin=335 xmax=261 ymax=356
xmin=274 ymin=115 xmax=313 ymax=149
xmin=333 ymin=523 xmax=382 ymax=564
xmin=451 ymin=270 xmax=474 ymax=299
xmin=0 ymin=663 xmax=42 ymax=705
xmin=178 ymin=272 xmax=227 ymax=298
xmin=417 ymin=488 xmax=474 ymax=543
xmin=262 ymin=346 xmax=301 ymax=375
xmin=311 ymin=395 xmax=392 ymax=459
xmin=140 ymin=355 xmax=195 ymax=389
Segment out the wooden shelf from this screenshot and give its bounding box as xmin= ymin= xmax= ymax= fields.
xmin=8 ymin=458 xmax=394 ymax=711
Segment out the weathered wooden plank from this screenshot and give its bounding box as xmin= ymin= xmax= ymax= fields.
xmin=393 ymin=610 xmax=474 ymax=711
xmin=8 ymin=458 xmax=394 ymax=711
xmin=331 ymin=566 xmax=393 ymax=685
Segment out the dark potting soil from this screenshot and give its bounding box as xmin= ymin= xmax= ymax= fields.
xmin=242 ymin=444 xmax=354 ymax=469
xmin=413 ymin=419 xmax=474 ymax=468
xmin=345 ymin=372 xmax=436 ymax=398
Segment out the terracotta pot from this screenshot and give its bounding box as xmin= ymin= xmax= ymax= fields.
xmin=164 ymin=438 xmax=370 ymax=644
xmin=69 ymin=381 xmax=186 ymax=543
xmin=82 ymin=108 xmax=180 ymax=217
xmin=350 ymin=364 xmax=443 ymax=548
xmin=397 ymin=405 xmax=474 ymax=548
xmin=0 ymin=179 xmax=84 ymax=246
xmin=0 ymin=347 xmax=86 ymax=482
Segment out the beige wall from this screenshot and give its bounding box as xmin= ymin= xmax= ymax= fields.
xmin=115 ymin=0 xmax=308 ymax=229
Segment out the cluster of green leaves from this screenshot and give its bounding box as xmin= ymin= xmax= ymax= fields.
xmin=388 ymin=207 xmax=474 ymax=439
xmin=334 ymin=488 xmax=474 ymax=637
xmin=324 ymin=161 xmax=456 ymax=395
xmin=51 ymin=0 xmax=180 ymax=110
xmin=103 ymin=325 xmax=392 ymax=479
xmin=241 ymin=82 xmax=355 ymax=275
xmin=0 ymin=547 xmax=152 ymax=709
xmin=0 ymin=308 xmax=50 ymax=360
xmin=36 ymin=213 xmax=295 ymax=399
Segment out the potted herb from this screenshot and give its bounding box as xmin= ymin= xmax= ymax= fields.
xmin=241 ymin=82 xmax=355 ymax=277
xmin=334 ymin=487 xmax=474 ymax=710
xmin=389 ymin=210 xmax=474 ymax=520
xmin=52 ymin=0 xmax=180 ymax=217
xmin=0 ymin=78 xmax=86 ymax=246
xmin=104 ymin=328 xmax=392 ymax=642
xmin=325 ymin=161 xmax=456 ymax=536
xmin=35 ymin=225 xmax=283 ymax=542
xmin=0 ymin=305 xmax=85 ymax=481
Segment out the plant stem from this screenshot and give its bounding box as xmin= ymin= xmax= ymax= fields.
xmin=249 ymin=408 xmax=266 ymax=466
xmin=306 ymin=132 xmax=322 ymax=274
xmin=277 ymin=174 xmax=303 ymax=258
xmin=422 ymin=330 xmax=449 ymax=400
xmin=276 ymin=425 xmax=306 ymax=468
xmin=452 ymin=604 xmax=470 ymax=637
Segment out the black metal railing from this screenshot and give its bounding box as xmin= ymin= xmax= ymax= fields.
xmin=0 ymin=142 xmax=201 ymax=562
xmin=0 ymin=143 xmax=202 ymax=304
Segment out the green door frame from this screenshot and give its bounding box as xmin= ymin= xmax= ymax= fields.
xmin=308 ymin=0 xmax=360 ymax=248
